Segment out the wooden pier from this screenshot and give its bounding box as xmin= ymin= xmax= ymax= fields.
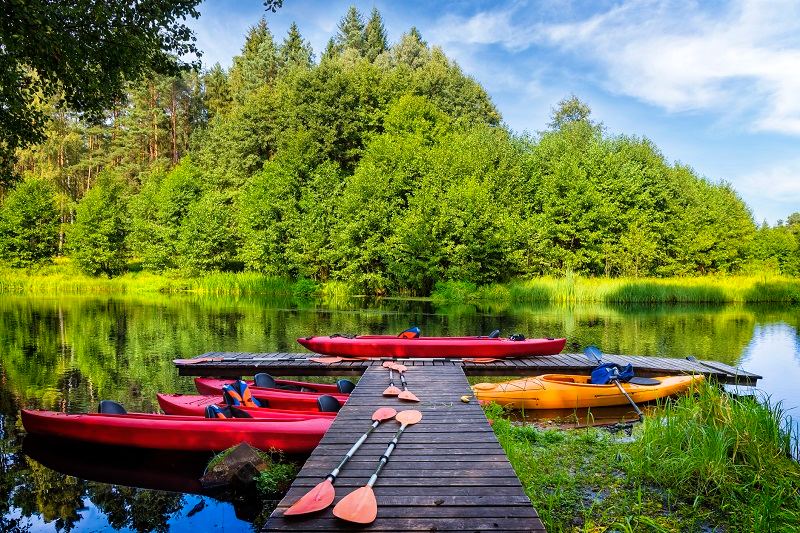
xmin=175 ymin=352 xmax=761 ymax=386
xmin=172 ymin=351 xmax=760 ymax=531
xmin=263 ymin=362 xmax=545 ymax=531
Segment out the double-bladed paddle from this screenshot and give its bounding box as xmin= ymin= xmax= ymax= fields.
xmin=382 ymin=361 xmax=401 ymax=396
xmin=585 ymin=346 xmax=644 ymax=421
xmin=392 ymin=364 xmax=420 ymax=402
xmin=283 ymin=407 xmax=398 ymax=516
xmin=333 ymin=410 xmax=423 ymax=524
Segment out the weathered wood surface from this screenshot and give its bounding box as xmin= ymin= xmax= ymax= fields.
xmin=175 ymin=351 xmax=761 ymax=385
xmin=263 ymin=363 xmax=545 ymax=532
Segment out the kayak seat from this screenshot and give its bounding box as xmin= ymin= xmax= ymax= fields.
xmin=253 ymin=373 xmax=277 ymax=388
xmin=336 ymin=379 xmax=356 ymax=394
xmin=488 ymin=329 xmax=501 ymax=339
xmin=98 ymin=400 xmax=127 ymax=415
xmin=317 ymin=395 xmax=341 ymax=413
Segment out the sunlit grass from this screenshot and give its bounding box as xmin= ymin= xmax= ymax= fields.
xmin=486 ymin=381 xmax=800 ymax=531
xmin=433 ymin=275 xmax=800 ymax=304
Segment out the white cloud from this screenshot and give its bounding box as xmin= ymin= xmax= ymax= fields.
xmin=735 ymin=158 xmax=800 ymax=221
xmin=431 ymin=0 xmax=800 ymax=136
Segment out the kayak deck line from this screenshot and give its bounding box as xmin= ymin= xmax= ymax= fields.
xmin=174 ymin=351 xmax=761 ymax=386
xmin=262 ymin=362 xmax=546 ymax=532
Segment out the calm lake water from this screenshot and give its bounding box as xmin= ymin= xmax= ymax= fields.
xmin=1 ymin=294 xmax=798 ymax=531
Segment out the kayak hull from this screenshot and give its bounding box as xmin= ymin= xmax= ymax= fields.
xmin=473 ymin=374 xmax=703 ymax=409
xmin=157 ymin=393 xmax=337 ymax=419
xmin=297 ymin=336 xmax=567 ymax=358
xmin=194 ymin=378 xmax=348 ymax=409
xmin=21 ymin=409 xmax=331 ymax=453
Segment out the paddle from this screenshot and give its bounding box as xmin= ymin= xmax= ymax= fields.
xmin=381 ymin=361 xmax=401 ymax=396
xmin=333 ymin=410 xmax=423 ymax=524
xmin=585 ymin=346 xmax=644 ymax=421
xmin=392 ymin=364 xmax=420 ymax=402
xmin=283 ymin=407 xmax=398 ymax=516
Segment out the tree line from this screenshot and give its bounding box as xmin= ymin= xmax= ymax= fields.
xmin=1 ymin=6 xmax=798 ymax=295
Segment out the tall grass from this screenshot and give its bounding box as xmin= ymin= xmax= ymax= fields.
xmin=432 ymin=275 xmax=800 ymax=304
xmin=627 ymin=380 xmax=800 ymax=530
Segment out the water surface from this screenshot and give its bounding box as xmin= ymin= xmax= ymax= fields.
xmin=1 ymin=294 xmax=797 ymax=531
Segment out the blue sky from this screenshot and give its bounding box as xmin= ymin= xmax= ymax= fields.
xmin=188 ymin=0 xmax=800 ymax=224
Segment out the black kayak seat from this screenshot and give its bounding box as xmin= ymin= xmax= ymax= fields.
xmin=205 ymin=405 xmax=254 ymax=419
xmin=98 ymin=400 xmax=127 ymax=415
xmin=488 ymin=329 xmax=501 ymax=339
xmin=253 ymin=373 xmax=277 ymax=388
xmin=254 ymin=372 xmax=302 ymax=391
xmin=336 ymin=379 xmax=356 ymax=394
xmin=317 ymin=395 xmax=341 ymax=413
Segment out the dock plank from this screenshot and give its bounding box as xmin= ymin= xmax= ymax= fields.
xmin=263 ymin=363 xmax=545 ymax=532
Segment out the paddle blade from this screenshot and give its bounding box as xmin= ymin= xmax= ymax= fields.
xmin=584 ymin=346 xmax=603 ymax=364
xmin=332 ymin=485 xmax=377 ymax=524
xmin=398 ymin=389 xmax=420 ymax=402
xmin=381 ymin=361 xmax=396 ymax=369
xmin=284 ymin=479 xmax=335 ymax=516
xmin=383 ymin=385 xmax=401 ymax=396
xmin=395 ymin=409 xmax=423 ymax=425
xmin=393 ymin=364 xmax=407 ymax=372
xmin=373 ymin=407 xmax=397 ymax=421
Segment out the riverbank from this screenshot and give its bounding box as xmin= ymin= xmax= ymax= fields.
xmin=487 ymin=382 xmax=800 ymax=531
xmin=2 ymin=260 xmax=799 ymax=305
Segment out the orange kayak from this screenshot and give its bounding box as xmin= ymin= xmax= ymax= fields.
xmin=472 ymin=374 xmax=703 ymax=409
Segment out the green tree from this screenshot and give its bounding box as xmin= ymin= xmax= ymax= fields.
xmin=278 ymin=22 xmax=314 ymax=71
xmin=548 ymin=95 xmax=592 ymax=130
xmin=335 ymin=6 xmax=366 ymax=55
xmin=0 ymin=179 xmax=60 ymax=266
xmin=69 ymin=173 xmax=129 ymax=276
xmin=364 ymin=8 xmax=388 ymax=61
xmin=0 ymin=0 xmax=201 ymax=182
xmin=203 ymin=63 xmax=232 ymax=119
xmin=177 ymin=191 xmax=238 ymax=271
xmin=228 ymin=18 xmax=278 ymax=103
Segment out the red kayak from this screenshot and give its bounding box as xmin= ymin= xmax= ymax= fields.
xmin=297 ymin=335 xmax=567 ymax=358
xmin=194 ymin=378 xmax=349 ymax=409
xmin=21 ymin=409 xmax=331 ymax=453
xmin=157 ymin=393 xmax=338 ymax=418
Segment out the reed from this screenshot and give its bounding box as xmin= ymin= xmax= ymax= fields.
xmin=627 ymin=380 xmax=800 ymax=530
xmin=432 ymin=275 xmax=800 ymax=304
xmin=486 ymin=382 xmax=800 ymax=531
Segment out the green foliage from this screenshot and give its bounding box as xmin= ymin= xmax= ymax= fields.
xmin=4 ymin=6 xmax=794 ymax=294
xmin=0 ymin=0 xmax=201 ymax=178
xmin=69 ymin=174 xmax=128 ymax=276
xmin=0 ymin=179 xmax=60 ymax=266
xmin=628 ymin=381 xmax=800 ymax=530
xmin=177 ymin=191 xmax=238 ymax=272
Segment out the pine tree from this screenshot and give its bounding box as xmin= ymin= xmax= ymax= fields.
xmin=203 ymin=64 xmax=232 ymax=119
xmin=335 ymin=6 xmax=366 ymax=55
xmin=279 ymin=22 xmax=314 ymax=70
xmin=364 ymin=8 xmax=388 ymax=61
xmin=228 ymin=18 xmax=278 ymax=102
xmin=321 ymin=38 xmax=338 ymax=62
xmin=392 ymin=27 xmax=429 ymax=68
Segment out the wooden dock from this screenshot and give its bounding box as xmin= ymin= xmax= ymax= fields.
xmin=175 ymin=352 xmax=761 ymax=386
xmin=263 ymin=362 xmax=545 ymax=532
xmin=173 ymin=350 xmax=760 ymax=530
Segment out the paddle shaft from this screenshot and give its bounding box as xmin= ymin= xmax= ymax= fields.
xmin=398 ymin=372 xmax=410 ymax=391
xmin=387 ymin=367 xmax=396 ymax=387
xmin=327 ymin=420 xmax=381 ymax=482
xmin=612 ymin=379 xmax=644 ymax=420
xmin=366 ymin=424 xmax=408 ymax=488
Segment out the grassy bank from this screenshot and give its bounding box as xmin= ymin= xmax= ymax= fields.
xmin=433 ymin=275 xmax=800 ymax=305
xmin=487 ymin=382 xmax=799 ymax=531
xmin=0 ymin=259 xmax=324 ymax=298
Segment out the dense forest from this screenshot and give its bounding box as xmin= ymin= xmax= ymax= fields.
xmin=1 ymin=6 xmax=798 ymax=295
